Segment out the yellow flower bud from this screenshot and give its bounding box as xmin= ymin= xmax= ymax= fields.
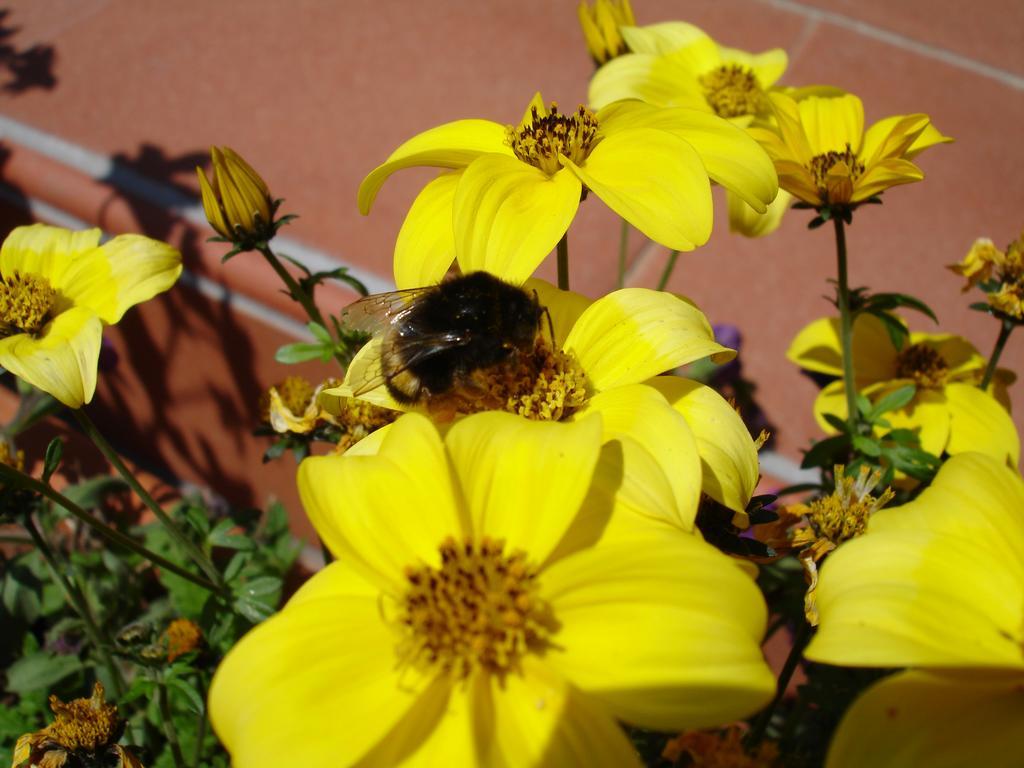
xmin=196 ymin=146 xmax=276 ymax=245
xmin=577 ymin=0 xmax=634 ymax=66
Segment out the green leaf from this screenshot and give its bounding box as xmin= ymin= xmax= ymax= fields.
xmin=42 ymin=437 xmax=63 ymax=483
xmin=232 ymin=595 xmax=275 ymax=624
xmin=865 ymin=292 xmax=938 ymax=323
xmin=822 ymin=413 xmax=850 ymax=434
xmin=166 ymin=677 xmax=205 ymax=715
xmin=866 ymin=385 xmax=916 ymax=420
xmin=307 ymin=322 xmax=332 ymax=343
xmin=866 ymin=309 xmax=909 ymax=351
xmin=5 ymin=651 xmax=82 ymax=695
xmin=801 ymin=435 xmax=850 ymax=470
xmin=852 ymin=435 xmax=882 ymax=457
xmin=61 ymin=476 xmax=128 ymax=510
xmin=236 ymin=576 xmax=282 ymax=598
xmin=208 ymin=520 xmax=255 ymax=551
xmin=274 ymin=342 xmax=328 ymax=364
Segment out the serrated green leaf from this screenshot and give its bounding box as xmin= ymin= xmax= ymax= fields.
xmin=855 ymin=394 xmax=873 ymax=418
xmin=232 ymin=595 xmax=275 ymax=624
xmin=236 ymin=576 xmax=282 ymax=598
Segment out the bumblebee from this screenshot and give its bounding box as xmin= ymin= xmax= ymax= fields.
xmin=341 ymin=272 xmax=547 ymax=404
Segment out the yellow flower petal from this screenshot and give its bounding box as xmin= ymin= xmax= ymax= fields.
xmin=562 ymin=128 xmax=712 ymax=251
xmin=808 ymin=455 xmax=1024 ymax=670
xmin=489 ymin=659 xmax=642 ymax=767
xmin=871 ymin=452 xmax=1024 ymax=566
xmin=330 ymin=337 xmax=407 ymax=411
xmin=647 ymin=376 xmax=759 ymax=513
xmin=0 ymin=307 xmax=102 ymax=408
xmin=543 ymin=528 xmax=773 ymax=729
xmin=444 ymin=411 xmax=602 ymax=565
xmin=787 ymin=314 xmax=899 ymax=383
xmin=588 ymin=53 xmax=691 ymax=110
xmin=619 ymin=21 xmax=711 ymax=55
xmin=797 ymin=92 xmax=865 ymax=155
xmin=297 ymin=413 xmax=463 ymax=592
xmin=0 ymin=223 xmax=101 ymax=286
xmin=851 ymin=157 xmax=924 ymax=202
xmin=727 ymin=189 xmax=792 ymax=238
xmin=944 ymin=382 xmax=1020 ymax=465
xmin=826 ymin=671 xmax=1024 ymax=768
xmin=209 ymin=561 xmax=437 ymax=767
xmin=394 ymin=171 xmax=459 ymax=289
xmin=358 ymin=119 xmax=510 ymax=214
xmin=576 ymin=383 xmax=702 ymax=530
xmin=720 ymin=45 xmax=788 ymax=88
xmin=859 ymin=113 xmax=931 ymax=166
xmin=596 ymin=101 xmax=777 ymax=211
xmin=766 ymin=92 xmax=814 ymax=167
xmin=82 ymin=235 xmax=181 ymax=323
xmin=524 ymin=278 xmax=593 ymax=348
xmin=565 ymin=288 xmax=732 ymax=391
xmin=453 ymin=155 xmax=581 ymax=284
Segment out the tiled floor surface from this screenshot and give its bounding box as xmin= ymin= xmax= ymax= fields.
xmin=0 ymin=0 xmax=1021 ymax=534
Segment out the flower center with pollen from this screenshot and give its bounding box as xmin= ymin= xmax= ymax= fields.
xmin=808 ymin=144 xmax=865 ymax=201
xmin=803 ymin=465 xmax=894 ymax=548
xmin=507 ymin=103 xmax=601 ymax=176
xmin=45 ymin=683 xmax=123 ymax=753
xmin=0 ymin=271 xmax=56 ymax=335
xmin=698 ymin=64 xmax=767 ymax=118
xmin=432 ymin=339 xmax=589 ymax=421
xmin=397 ymin=536 xmax=552 ymax=678
xmin=896 ymin=343 xmax=949 ymax=388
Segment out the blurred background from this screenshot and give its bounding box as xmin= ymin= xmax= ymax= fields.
xmin=0 ymin=0 xmax=1020 ymax=541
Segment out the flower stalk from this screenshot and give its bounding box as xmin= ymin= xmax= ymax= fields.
xmin=23 ymin=515 xmax=126 ymax=697
xmin=0 ymin=462 xmax=222 ymax=593
xmin=71 ymin=409 xmax=224 ymax=590
xmin=980 ymin=318 xmax=1014 ymax=390
xmin=657 ymin=250 xmax=680 ymax=292
xmin=617 ymin=219 xmax=629 ymax=289
xmin=156 ymin=673 xmax=187 ymax=768
xmin=557 ymin=232 xmax=570 ymax=290
xmin=833 ymin=215 xmax=859 ymax=432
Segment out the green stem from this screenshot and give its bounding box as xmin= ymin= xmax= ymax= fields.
xmin=72 ymin=410 xmax=224 ymax=589
xmin=833 ymin=215 xmax=859 ymax=431
xmin=258 ymin=245 xmax=347 ymax=369
xmin=191 ymin=676 xmax=209 ymax=767
xmin=747 ymin=620 xmax=813 ymax=747
xmin=157 ymin=676 xmax=187 ymax=768
xmin=980 ymin=318 xmax=1014 ymax=391
xmin=656 ymin=250 xmax=680 ymax=292
xmin=0 ymin=463 xmax=221 ymax=594
xmin=24 ymin=515 xmax=126 ymax=696
xmin=556 ymin=233 xmax=570 ymax=291
xmin=616 ymin=219 xmax=629 ymax=289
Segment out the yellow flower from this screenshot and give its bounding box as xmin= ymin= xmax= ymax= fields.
xmin=162 ymin=617 xmax=203 ymax=662
xmin=788 ymin=313 xmax=1019 ymax=465
xmin=805 ymin=452 xmax=1024 ymax=767
xmin=784 ymin=465 xmax=894 ymax=625
xmin=208 ymin=412 xmax=774 ymax=766
xmin=748 ymin=91 xmax=951 ymax=211
xmin=577 ymin=0 xmax=635 ymax=65
xmin=359 ymin=92 xmax=777 ymax=288
xmin=13 ymin=682 xmax=144 ymax=768
xmin=589 ymin=21 xmax=788 ymax=125
xmin=196 ymin=146 xmax=276 ymax=245
xmin=328 ymin=278 xmax=760 ymax=529
xmin=948 ymin=231 xmax=1024 ymax=319
xmin=0 ymin=224 xmax=181 ymax=407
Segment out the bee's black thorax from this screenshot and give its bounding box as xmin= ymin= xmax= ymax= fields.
xmin=386 ymin=272 xmax=542 ymax=403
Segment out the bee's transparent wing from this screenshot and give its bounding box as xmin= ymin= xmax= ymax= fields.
xmin=337 ymin=287 xmax=433 ymax=336
xmin=346 ymin=330 xmax=474 ymax=398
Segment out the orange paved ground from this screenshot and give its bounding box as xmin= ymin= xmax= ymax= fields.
xmin=0 ymin=1 xmax=1021 ymax=541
